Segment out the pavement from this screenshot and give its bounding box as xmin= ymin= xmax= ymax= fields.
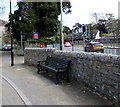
xmin=1 ymin=51 xmax=113 ymax=106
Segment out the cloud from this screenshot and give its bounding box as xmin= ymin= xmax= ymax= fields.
xmin=1 ymin=0 xmax=119 ymax=28
xmin=62 ymin=0 xmax=120 ymax=28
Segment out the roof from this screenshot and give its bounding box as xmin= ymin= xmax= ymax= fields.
xmin=75 ymin=30 xmax=99 ymax=40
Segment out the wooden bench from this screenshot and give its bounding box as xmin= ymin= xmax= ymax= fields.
xmin=37 ymin=56 xmax=71 ymax=84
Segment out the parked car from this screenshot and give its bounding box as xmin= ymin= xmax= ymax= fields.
xmin=84 ymin=42 xmax=104 ymax=53
xmin=64 ymin=42 xmax=71 ymax=47
xmin=2 ymin=44 xmax=11 ymax=51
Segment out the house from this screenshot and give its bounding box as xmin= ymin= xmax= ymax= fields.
xmin=66 ymin=30 xmax=101 ymax=42
xmin=96 ymin=33 xmax=120 ymax=43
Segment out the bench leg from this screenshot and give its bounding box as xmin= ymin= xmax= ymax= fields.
xmin=66 ymin=76 xmax=70 ymax=82
xmin=66 ymin=73 xmax=70 ymax=82
xmin=37 ymin=61 xmax=40 ymax=74
xmin=37 ymin=63 xmax=40 ymax=74
xmin=46 ymin=69 xmax=48 ymax=73
xmin=56 ymin=72 xmax=60 ymax=84
xmin=37 ymin=67 xmax=40 ymax=74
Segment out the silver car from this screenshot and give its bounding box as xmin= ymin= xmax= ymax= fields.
xmin=84 ymin=42 xmax=104 ymax=53
xmin=2 ymin=44 xmax=11 ymax=51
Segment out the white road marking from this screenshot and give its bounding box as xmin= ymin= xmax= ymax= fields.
xmin=0 ymin=74 xmax=32 ymax=105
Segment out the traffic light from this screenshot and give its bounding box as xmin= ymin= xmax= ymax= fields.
xmin=90 ymin=34 xmax=95 ymax=39
xmin=82 ymin=24 xmax=86 ymax=35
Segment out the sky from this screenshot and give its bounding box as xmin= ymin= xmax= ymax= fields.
xmin=0 ymin=0 xmax=120 ymax=29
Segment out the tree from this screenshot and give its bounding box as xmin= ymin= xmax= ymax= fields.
xmin=91 ymin=12 xmax=108 ymax=24
xmin=72 ymin=23 xmax=82 ymax=33
xmin=116 ymin=19 xmax=120 ymax=37
xmin=9 ymin=1 xmax=71 ymax=42
xmin=105 ymin=13 xmax=116 ymax=34
xmin=63 ymin=26 xmax=71 ymax=35
xmin=90 ymin=13 xmax=117 ymax=35
xmin=63 ymin=25 xmax=71 ymax=41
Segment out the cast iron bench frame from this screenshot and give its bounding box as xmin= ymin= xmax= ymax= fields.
xmin=37 ymin=56 xmax=71 ymax=84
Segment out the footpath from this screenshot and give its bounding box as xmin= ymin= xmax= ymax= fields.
xmin=1 ymin=51 xmax=113 ymax=106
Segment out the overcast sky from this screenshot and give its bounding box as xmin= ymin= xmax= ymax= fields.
xmin=0 ymin=0 xmax=120 ymax=29
xmin=63 ymin=0 xmax=120 ymax=28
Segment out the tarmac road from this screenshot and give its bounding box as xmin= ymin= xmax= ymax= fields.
xmin=1 ymin=51 xmax=113 ymax=105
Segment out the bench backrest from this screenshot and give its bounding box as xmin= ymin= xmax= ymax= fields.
xmin=46 ymin=56 xmax=71 ymax=70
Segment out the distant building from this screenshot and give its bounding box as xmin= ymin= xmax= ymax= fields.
xmin=0 ymin=19 xmax=8 ymax=32
xmin=66 ymin=30 xmax=100 ymax=41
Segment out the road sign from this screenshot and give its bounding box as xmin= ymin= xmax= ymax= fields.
xmin=34 ymin=32 xmax=39 ymax=39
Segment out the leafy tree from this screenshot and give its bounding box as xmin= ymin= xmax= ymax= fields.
xmin=105 ymin=13 xmax=116 ymax=34
xmin=72 ymin=23 xmax=82 ymax=33
xmin=63 ymin=25 xmax=71 ymax=41
xmin=9 ymin=1 xmax=71 ymax=43
xmin=63 ymin=26 xmax=71 ymax=35
xmin=86 ymin=24 xmax=97 ymax=31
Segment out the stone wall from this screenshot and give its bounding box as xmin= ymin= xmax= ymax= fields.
xmin=24 ymin=48 xmax=120 ymax=104
xmin=24 ymin=48 xmax=57 ymax=66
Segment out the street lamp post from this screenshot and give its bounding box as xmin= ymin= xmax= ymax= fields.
xmin=10 ymin=0 xmax=14 ymax=66
xmin=60 ymin=0 xmax=64 ymax=50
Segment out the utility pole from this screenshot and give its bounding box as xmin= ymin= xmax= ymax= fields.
xmin=10 ymin=0 xmax=14 ymax=66
xmin=60 ymin=0 xmax=64 ymax=50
